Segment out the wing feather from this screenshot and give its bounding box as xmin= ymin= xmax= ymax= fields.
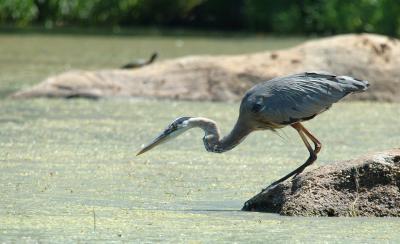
xmin=242 ymin=72 xmax=369 ymax=125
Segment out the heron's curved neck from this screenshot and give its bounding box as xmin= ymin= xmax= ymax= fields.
xmin=191 ymin=118 xmax=251 ymax=153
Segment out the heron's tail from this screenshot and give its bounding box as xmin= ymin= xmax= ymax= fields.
xmin=336 ymin=75 xmax=369 ymax=93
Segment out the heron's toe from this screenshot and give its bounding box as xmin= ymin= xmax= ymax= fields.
xmin=241 ymin=200 xmax=254 ymax=211
xmin=262 ymin=183 xmax=278 ymax=192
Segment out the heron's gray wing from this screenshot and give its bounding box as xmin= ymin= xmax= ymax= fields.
xmin=242 ymin=72 xmax=369 ymax=125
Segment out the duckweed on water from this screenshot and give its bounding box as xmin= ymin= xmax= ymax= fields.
xmin=0 ymin=99 xmax=399 ymax=242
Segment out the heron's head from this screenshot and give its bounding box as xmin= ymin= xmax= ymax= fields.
xmin=136 ymin=117 xmax=193 ymax=156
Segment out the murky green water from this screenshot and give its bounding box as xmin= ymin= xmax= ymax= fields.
xmin=0 ymin=33 xmax=307 ymax=98
xmin=1 ymin=32 xmax=399 ymax=242
xmin=1 ymin=99 xmax=399 ymax=242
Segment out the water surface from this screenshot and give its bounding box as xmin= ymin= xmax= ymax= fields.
xmin=0 ymin=99 xmax=399 ymax=242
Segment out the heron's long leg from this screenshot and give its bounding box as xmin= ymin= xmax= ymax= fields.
xmin=263 ymin=122 xmax=318 ymax=190
xmin=291 ymin=123 xmax=318 ymax=176
xmin=295 ymin=123 xmax=322 ymax=154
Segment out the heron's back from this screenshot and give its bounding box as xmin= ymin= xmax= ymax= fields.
xmin=241 ymin=72 xmax=369 ymax=126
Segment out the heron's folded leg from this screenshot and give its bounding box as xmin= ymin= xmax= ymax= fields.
xmin=262 ymin=123 xmax=318 ymax=191
xmin=296 ymin=123 xmax=322 ymax=154
xmin=291 ymin=123 xmax=318 ymax=176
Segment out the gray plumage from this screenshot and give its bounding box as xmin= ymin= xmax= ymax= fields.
xmin=137 ymin=71 xmax=369 ymax=189
xmin=242 ymin=71 xmax=369 ymax=126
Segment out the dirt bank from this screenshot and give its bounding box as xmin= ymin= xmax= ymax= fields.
xmin=12 ymin=34 xmax=400 ymax=102
xmin=242 ymin=148 xmax=400 ymax=216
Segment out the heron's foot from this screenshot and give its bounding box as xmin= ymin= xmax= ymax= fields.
xmin=261 ymin=182 xmax=279 ymax=192
xmin=241 ymin=200 xmax=253 ymax=211
xmin=242 ymin=183 xmax=280 ymax=211
xmin=293 ymin=172 xmax=302 ymax=179
xmin=261 ymin=173 xmax=301 ymax=192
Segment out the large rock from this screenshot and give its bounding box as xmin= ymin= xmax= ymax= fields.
xmin=12 ymin=34 xmax=400 ymax=102
xmin=242 ymin=149 xmax=400 ymax=217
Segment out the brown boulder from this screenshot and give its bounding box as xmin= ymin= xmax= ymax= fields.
xmin=242 ymin=149 xmax=400 ymax=217
xmin=12 ymin=34 xmax=400 ymax=102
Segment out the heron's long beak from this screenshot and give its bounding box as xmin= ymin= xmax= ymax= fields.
xmin=136 ymin=128 xmax=174 ymax=156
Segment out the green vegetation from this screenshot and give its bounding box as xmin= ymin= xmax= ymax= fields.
xmin=0 ymin=33 xmax=307 ymax=97
xmin=1 ymin=99 xmax=400 ymax=242
xmin=1 ymin=0 xmax=400 ymax=36
xmin=1 ymin=33 xmax=400 ymax=242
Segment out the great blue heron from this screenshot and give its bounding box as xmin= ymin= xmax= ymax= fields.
xmin=121 ymin=52 xmax=158 ymax=69
xmin=136 ymin=71 xmax=369 ymax=189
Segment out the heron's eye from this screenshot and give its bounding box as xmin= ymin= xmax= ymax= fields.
xmin=165 ymin=124 xmax=176 ymax=132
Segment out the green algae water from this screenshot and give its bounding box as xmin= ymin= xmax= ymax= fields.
xmin=0 ymin=33 xmax=306 ymax=98
xmin=1 ymin=32 xmax=399 ymax=242
xmin=0 ymin=99 xmax=399 ymax=242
